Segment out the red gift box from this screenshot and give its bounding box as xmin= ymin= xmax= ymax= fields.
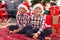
xmin=50 ymin=10 xmax=59 ymax=15
xmin=50 ymin=6 xmax=59 ymax=15
xmin=55 ymin=6 xmax=59 ymax=10
xmin=50 ymin=6 xmax=55 ymax=11
xmin=54 ymin=11 xmax=59 ymax=15
xmin=45 ymin=15 xmax=52 ymax=25
xmin=52 ymin=24 xmax=60 ymax=33
xmin=59 ymin=16 xmax=60 ymax=23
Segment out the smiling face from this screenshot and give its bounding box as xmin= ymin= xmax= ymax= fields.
xmin=34 ymin=7 xmax=42 ymax=15
xmin=19 ymin=7 xmax=26 ymax=14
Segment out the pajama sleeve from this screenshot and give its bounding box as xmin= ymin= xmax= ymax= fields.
xmin=37 ymin=15 xmax=46 ymax=34
xmin=16 ymin=13 xmax=29 ymax=30
xmin=16 ymin=14 xmax=23 ymax=30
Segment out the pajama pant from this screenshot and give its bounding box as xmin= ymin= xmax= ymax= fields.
xmin=9 ymin=25 xmax=32 ymax=34
xmin=9 ymin=25 xmax=52 ymax=39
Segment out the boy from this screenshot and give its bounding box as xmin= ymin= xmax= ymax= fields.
xmin=9 ymin=3 xmax=31 ymax=34
xmin=26 ymin=4 xmax=52 ymax=40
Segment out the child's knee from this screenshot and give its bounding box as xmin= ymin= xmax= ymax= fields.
xmin=47 ymin=29 xmax=52 ymax=34
xmin=9 ymin=25 xmax=19 ymax=31
xmin=26 ymin=30 xmax=31 ymax=34
xmin=26 ymin=30 xmax=33 ymax=37
xmin=44 ymin=29 xmax=52 ymax=35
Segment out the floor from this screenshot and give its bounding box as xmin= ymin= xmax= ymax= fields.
xmin=0 ymin=18 xmax=16 ymax=28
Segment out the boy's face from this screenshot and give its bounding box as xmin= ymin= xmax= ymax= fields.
xmin=34 ymin=7 xmax=42 ymax=15
xmin=19 ymin=7 xmax=26 ymax=14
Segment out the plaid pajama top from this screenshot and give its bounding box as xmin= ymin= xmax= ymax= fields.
xmin=29 ymin=14 xmax=46 ymax=34
xmin=16 ymin=12 xmax=29 ymax=30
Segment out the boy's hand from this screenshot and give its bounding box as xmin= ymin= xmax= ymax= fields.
xmin=9 ymin=31 xmax=16 ymax=34
xmin=33 ymin=33 xmax=39 ymax=39
xmin=13 ymin=29 xmax=20 ymax=34
xmin=9 ymin=29 xmax=20 ymax=34
xmin=9 ymin=31 xmax=14 ymax=34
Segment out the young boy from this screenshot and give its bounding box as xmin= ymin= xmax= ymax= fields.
xmin=9 ymin=3 xmax=31 ymax=34
xmin=26 ymin=4 xmax=52 ymax=40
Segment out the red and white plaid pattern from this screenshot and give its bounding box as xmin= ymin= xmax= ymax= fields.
xmin=29 ymin=14 xmax=46 ymax=34
xmin=16 ymin=12 xmax=29 ymax=30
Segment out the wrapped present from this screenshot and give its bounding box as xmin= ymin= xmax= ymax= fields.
xmin=50 ymin=6 xmax=55 ymax=11
xmin=52 ymin=16 xmax=60 ymax=33
xmin=55 ymin=6 xmax=59 ymax=10
xmin=52 ymin=24 xmax=60 ymax=34
xmin=50 ymin=6 xmax=59 ymax=15
xmin=59 ymin=16 xmax=60 ymax=24
xmin=54 ymin=10 xmax=59 ymax=15
xmin=45 ymin=15 xmax=52 ymax=25
xmin=52 ymin=24 xmax=59 ymax=33
xmin=52 ymin=16 xmax=59 ymax=24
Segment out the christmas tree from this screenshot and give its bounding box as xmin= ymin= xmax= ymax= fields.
xmin=31 ymin=0 xmax=41 ymax=5
xmin=31 ymin=0 xmax=50 ymax=6
xmin=51 ymin=0 xmax=57 ymax=6
xmin=43 ymin=0 xmax=50 ymax=6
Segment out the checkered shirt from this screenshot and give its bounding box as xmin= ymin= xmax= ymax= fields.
xmin=16 ymin=12 xmax=29 ymax=30
xmin=29 ymin=14 xmax=46 ymax=34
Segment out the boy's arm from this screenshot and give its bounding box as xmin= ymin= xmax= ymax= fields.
xmin=37 ymin=15 xmax=46 ymax=34
xmin=16 ymin=14 xmax=23 ymax=30
xmin=16 ymin=14 xmax=29 ymax=30
xmin=21 ymin=15 xmax=29 ymax=28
